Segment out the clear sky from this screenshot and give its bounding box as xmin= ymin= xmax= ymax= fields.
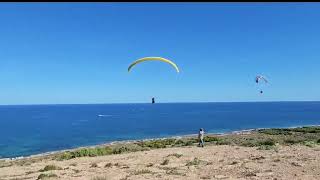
xmin=1 ymin=3 xmax=320 ymax=105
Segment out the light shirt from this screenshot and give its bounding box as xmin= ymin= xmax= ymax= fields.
xmin=199 ymin=130 xmax=204 ymax=139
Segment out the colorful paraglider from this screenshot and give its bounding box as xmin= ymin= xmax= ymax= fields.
xmin=255 ymin=75 xmax=268 ymax=94
xmin=128 ymin=57 xmax=180 ymax=73
xmin=128 ymin=57 xmax=179 ymax=104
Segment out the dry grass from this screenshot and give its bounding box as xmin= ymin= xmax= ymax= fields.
xmin=132 ymin=169 xmax=154 ymax=175
xmin=167 ymin=153 xmax=183 ymax=158
xmin=160 ymin=159 xmax=169 ymax=165
xmin=39 ymin=165 xmax=62 ymax=172
xmin=91 ymin=176 xmax=108 ymax=180
xmin=90 ymin=162 xmax=98 ymax=168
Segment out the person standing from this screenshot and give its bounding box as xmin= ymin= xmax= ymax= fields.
xmin=198 ymin=128 xmax=205 ymax=147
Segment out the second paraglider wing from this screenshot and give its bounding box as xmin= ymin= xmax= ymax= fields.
xmin=255 ymin=75 xmax=268 ymax=94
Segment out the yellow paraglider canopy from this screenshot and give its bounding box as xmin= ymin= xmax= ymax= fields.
xmin=128 ymin=57 xmax=180 ymax=73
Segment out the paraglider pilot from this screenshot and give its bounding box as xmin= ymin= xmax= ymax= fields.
xmin=198 ymin=128 xmax=205 ymax=147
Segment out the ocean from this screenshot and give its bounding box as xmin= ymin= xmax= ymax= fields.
xmin=0 ymin=102 xmax=320 ymax=158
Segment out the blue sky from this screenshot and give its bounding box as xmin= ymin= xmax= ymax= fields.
xmin=0 ymin=3 xmax=320 ymax=104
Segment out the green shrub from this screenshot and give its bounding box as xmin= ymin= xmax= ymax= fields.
xmin=58 ymin=152 xmax=73 ymax=160
xmin=57 ymin=147 xmax=113 ymax=160
xmin=112 ymin=146 xmax=131 ymax=154
xmin=172 ymin=138 xmax=198 ymax=147
xmin=203 ymin=136 xmax=219 ymax=142
xmin=284 ymin=138 xmax=303 ymax=145
xmin=292 ymin=127 xmax=320 ymax=133
xmin=258 ymin=129 xmax=292 ymax=135
xmin=259 ymin=139 xmax=275 ymax=146
xmin=240 ymin=141 xmax=259 ymax=147
xmin=215 ymin=139 xmax=231 ymax=145
xmin=136 ymin=138 xmax=198 ymax=149
xmin=183 ymin=140 xmax=195 ymax=146
xmin=257 ymin=145 xmax=275 ymax=150
xmin=187 ymin=138 xmax=198 ymax=143
xmin=174 ymin=139 xmax=185 ymax=145
xmin=303 ymin=141 xmax=316 ymax=148
xmin=258 ymin=126 xmax=320 ymax=135
xmin=138 ymin=138 xmax=177 ymax=149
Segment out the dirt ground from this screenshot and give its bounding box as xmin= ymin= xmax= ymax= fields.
xmin=1 ymin=144 xmax=320 ymax=180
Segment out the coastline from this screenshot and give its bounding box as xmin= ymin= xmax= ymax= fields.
xmin=0 ymin=129 xmax=251 ymax=161
xmin=2 ymin=124 xmax=319 ymax=161
xmin=1 ymin=125 xmax=320 ymax=180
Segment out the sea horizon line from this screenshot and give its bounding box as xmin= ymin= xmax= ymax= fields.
xmin=0 ymin=100 xmax=320 ymax=106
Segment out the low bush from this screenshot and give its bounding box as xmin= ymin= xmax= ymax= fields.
xmin=105 ymin=163 xmax=112 ymax=168
xmin=166 ymin=169 xmax=186 ymax=176
xmin=303 ymin=141 xmax=317 ymax=148
xmin=132 ymin=169 xmax=153 ymax=175
xmin=258 ymin=129 xmax=292 ymax=135
xmin=57 ymin=147 xmax=113 ymax=160
xmin=292 ymin=127 xmax=320 ymax=133
xmin=39 ymin=165 xmax=62 ymax=172
xmin=284 ymin=138 xmax=304 ymax=145
xmin=37 ymin=173 xmax=58 ymax=180
xmin=215 ymin=139 xmax=231 ymax=145
xmin=259 ymin=139 xmax=275 ymax=146
xmin=186 ymin=158 xmax=201 ymax=166
xmin=167 ymin=153 xmax=183 ymax=158
xmin=257 ymin=145 xmax=275 ymax=150
xmin=160 ymin=159 xmax=169 ymax=165
xmin=203 ymin=136 xmax=219 ymax=142
xmin=90 ymin=163 xmax=98 ymax=168
xmin=138 ymin=139 xmax=176 ymax=149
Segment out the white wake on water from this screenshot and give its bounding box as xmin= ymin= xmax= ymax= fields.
xmin=98 ymin=114 xmax=113 ymax=117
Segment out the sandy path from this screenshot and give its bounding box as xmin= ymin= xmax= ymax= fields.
xmin=1 ymin=144 xmax=320 ymax=180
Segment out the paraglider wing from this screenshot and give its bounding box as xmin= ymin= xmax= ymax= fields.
xmin=255 ymin=75 xmax=268 ymax=84
xmin=260 ymin=76 xmax=268 ymax=83
xmin=128 ymin=57 xmax=180 ymax=73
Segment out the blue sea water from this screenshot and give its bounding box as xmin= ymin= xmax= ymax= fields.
xmin=0 ymin=102 xmax=320 ymax=158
